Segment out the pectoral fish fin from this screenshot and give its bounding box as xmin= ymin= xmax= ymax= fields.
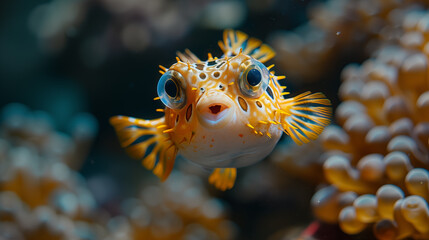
xmin=209 ymin=168 xmax=237 ymax=191
xmin=218 ymin=29 xmax=275 ymax=63
xmin=110 ymin=116 xmax=177 ymax=181
xmin=279 ymin=92 xmax=332 ymax=145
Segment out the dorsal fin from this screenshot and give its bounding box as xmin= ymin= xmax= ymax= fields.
xmin=218 ymin=29 xmax=275 ymax=63
xmin=176 ymin=49 xmax=201 ymax=63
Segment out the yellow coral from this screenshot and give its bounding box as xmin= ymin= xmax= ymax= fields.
xmin=311 ymin=8 xmax=429 ymax=240
xmin=0 ymin=104 xmax=110 ymax=239
xmin=121 ymin=171 xmax=237 ymax=240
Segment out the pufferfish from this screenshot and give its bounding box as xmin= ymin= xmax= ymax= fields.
xmin=110 ymin=30 xmax=331 ymax=191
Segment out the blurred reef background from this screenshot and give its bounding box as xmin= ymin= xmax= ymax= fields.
xmin=1 ymin=0 xmax=429 ymax=239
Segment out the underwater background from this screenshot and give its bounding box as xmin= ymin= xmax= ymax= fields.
xmin=1 ymin=0 xmax=429 ymax=239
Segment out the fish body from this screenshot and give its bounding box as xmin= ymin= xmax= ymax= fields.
xmin=164 ymin=54 xmax=283 ymax=168
xmin=111 ymin=30 xmax=331 ymax=190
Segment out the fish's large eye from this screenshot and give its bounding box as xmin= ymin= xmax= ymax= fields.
xmin=157 ymin=70 xmax=186 ymax=109
xmin=238 ymin=59 xmax=269 ymax=98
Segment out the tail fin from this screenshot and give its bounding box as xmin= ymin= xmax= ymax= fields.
xmin=279 ymin=92 xmax=332 ymax=145
xmin=218 ymin=29 xmax=275 ymax=63
xmin=110 ymin=116 xmax=177 ymax=181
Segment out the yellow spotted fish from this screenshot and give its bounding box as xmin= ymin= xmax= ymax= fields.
xmin=110 ymin=30 xmax=331 ymax=190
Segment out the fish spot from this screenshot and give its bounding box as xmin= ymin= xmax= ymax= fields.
xmin=186 ymin=104 xmax=192 ymax=121
xmin=256 ymin=101 xmax=263 ymax=108
xmin=195 ymin=64 xmax=204 ymax=70
xmin=176 ymin=115 xmax=179 ymax=123
xmin=210 ymin=144 xmax=213 ymax=148
xmin=216 ymin=62 xmax=225 ymax=68
xmin=213 ymin=72 xmax=220 ymax=78
xmin=266 ymin=87 xmax=274 ymax=99
xmin=203 ymin=136 xmax=206 ymax=139
xmin=211 ymin=138 xmax=214 ymax=142
xmin=207 ymin=61 xmax=216 ymax=66
xmin=238 ymin=96 xmax=248 ymax=112
xmin=199 ymin=72 xmax=206 ymax=80
xmin=239 ymin=134 xmax=243 ymax=138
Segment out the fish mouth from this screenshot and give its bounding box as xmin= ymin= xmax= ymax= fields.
xmin=197 ymin=93 xmax=234 ymax=128
xmin=203 ymin=103 xmax=230 ymax=121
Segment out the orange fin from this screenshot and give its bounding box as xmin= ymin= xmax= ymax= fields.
xmin=279 ymin=92 xmax=332 ymax=145
xmin=110 ymin=116 xmax=177 ymax=181
xmin=218 ymin=29 xmax=275 ymax=63
xmin=209 ymin=168 xmax=237 ymax=191
xmin=176 ymin=49 xmax=201 ymax=63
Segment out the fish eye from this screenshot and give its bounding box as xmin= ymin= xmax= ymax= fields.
xmin=165 ymin=79 xmax=178 ymax=98
xmin=157 ymin=70 xmax=186 ymax=109
xmin=239 ymin=59 xmax=269 ymax=98
xmin=246 ymin=69 xmax=262 ymax=86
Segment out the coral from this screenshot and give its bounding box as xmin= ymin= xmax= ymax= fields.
xmin=311 ymin=8 xmax=429 ymax=240
xmin=0 ymin=191 xmax=107 ymax=240
xmin=0 ymin=103 xmax=98 ymax=170
xmin=269 ymin=0 xmax=429 ymax=83
xmin=0 ymin=103 xmax=108 ymax=239
xmin=119 ymin=171 xmax=237 ymax=240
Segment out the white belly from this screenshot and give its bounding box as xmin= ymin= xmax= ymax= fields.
xmin=178 ymin=123 xmax=282 ymax=168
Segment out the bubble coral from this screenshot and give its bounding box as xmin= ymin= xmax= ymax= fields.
xmin=269 ymin=0 xmax=429 ymax=83
xmin=119 ymin=171 xmax=237 ymax=240
xmin=311 ymin=8 xmax=429 ymax=240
